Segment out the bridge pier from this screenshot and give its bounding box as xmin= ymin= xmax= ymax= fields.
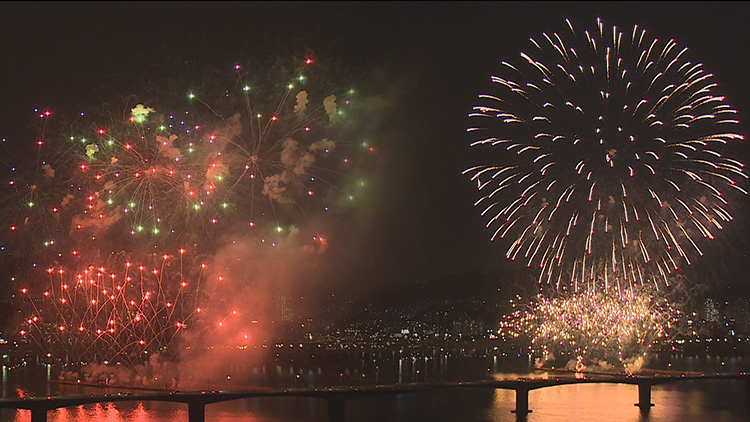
xmin=327 ymin=397 xmax=346 ymax=422
xmin=30 ymin=406 xmax=48 ymax=422
xmin=187 ymin=400 xmax=205 ymax=422
xmin=635 ymin=381 xmax=654 ymax=411
xmin=510 ymin=387 xmax=532 ymax=415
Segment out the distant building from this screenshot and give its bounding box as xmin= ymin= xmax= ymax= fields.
xmin=703 ymin=298 xmax=719 ymax=323
xmin=274 ymin=294 xmax=295 ymax=322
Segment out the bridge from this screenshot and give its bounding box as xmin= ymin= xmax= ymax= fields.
xmin=0 ymin=372 xmax=747 ymax=422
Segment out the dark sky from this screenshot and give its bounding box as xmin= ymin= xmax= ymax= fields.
xmin=1 ymin=1 xmax=749 ymax=297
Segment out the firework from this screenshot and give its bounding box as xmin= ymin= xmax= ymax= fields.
xmin=61 ymin=58 xmax=365 ymax=255
xmin=499 ymin=289 xmax=679 ymax=371
xmin=185 ymin=59 xmax=361 ymax=242
xmin=0 ymin=110 xmax=81 ymax=264
xmin=4 ymin=58 xmax=374 ymax=366
xmin=16 ymin=249 xmax=235 ymax=365
xmin=71 ymin=104 xmax=215 ymax=252
xmin=465 ymin=18 xmax=746 ymax=291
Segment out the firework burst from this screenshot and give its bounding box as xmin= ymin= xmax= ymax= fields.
xmin=187 ymin=60 xmax=362 ymax=242
xmin=64 ymin=58 xmax=364 ymax=255
xmin=17 ymin=249 xmax=235 ymax=365
xmin=72 ymin=103 xmax=216 ymax=251
xmin=465 ymin=18 xmax=746 ymax=292
xmin=499 ymin=288 xmax=679 ymax=371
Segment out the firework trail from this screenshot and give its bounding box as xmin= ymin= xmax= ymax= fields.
xmin=465 ymin=18 xmax=746 ymax=292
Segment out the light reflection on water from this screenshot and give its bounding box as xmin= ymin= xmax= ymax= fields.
xmin=0 ymin=354 xmax=748 ymax=422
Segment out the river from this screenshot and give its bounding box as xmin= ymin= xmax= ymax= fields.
xmin=1 ymin=352 xmax=748 ymax=421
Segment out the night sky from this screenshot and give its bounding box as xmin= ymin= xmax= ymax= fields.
xmin=1 ymin=1 xmax=749 ymax=299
